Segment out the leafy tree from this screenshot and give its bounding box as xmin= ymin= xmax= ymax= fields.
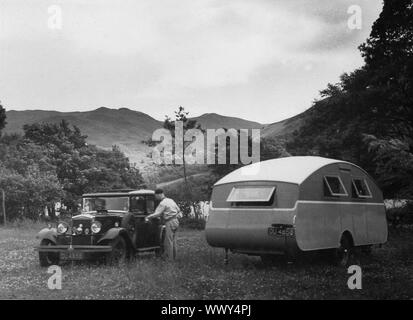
xmin=0 ymin=116 xmax=144 ymax=220
xmin=22 ymin=121 xmax=144 ymax=209
xmin=163 ymin=106 xmax=202 ymax=192
xmin=209 ymin=131 xmax=289 ymax=178
xmin=287 ymin=0 xmax=413 ymax=197
xmin=0 ymin=166 xmax=63 ymax=220
xmin=364 ymin=135 xmax=413 ymax=198
xmin=260 ymin=136 xmax=291 ymax=161
xmin=0 ymin=102 xmax=6 ymax=137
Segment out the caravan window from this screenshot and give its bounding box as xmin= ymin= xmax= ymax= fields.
xmin=227 ymin=186 xmax=275 ymax=207
xmin=352 ymin=179 xmax=372 ymax=198
xmin=323 ymin=176 xmax=348 ymax=197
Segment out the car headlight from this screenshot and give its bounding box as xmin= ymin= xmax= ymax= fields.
xmin=57 ymin=222 xmax=69 ymax=234
xmin=91 ymin=221 xmax=102 ymax=234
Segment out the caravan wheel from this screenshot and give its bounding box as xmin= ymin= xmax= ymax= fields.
xmin=333 ymin=234 xmax=353 ymax=267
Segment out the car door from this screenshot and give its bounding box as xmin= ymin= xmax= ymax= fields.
xmin=130 ymin=195 xmax=152 ymax=248
xmin=145 ymin=196 xmax=161 ymax=247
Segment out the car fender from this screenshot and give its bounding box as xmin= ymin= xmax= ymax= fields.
xmin=98 ymin=227 xmax=133 ymax=248
xmin=36 ymin=228 xmax=58 ymax=244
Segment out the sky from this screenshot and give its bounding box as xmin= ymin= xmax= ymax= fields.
xmin=0 ymin=0 xmax=383 ymax=123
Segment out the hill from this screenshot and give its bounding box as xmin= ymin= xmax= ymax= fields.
xmin=191 ymin=113 xmax=263 ymax=130
xmin=261 ymin=111 xmax=309 ymax=139
xmin=4 ymin=107 xmax=163 ymax=165
xmin=6 ymin=107 xmax=304 ymax=167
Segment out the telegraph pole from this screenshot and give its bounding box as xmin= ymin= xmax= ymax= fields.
xmin=1 ymin=189 xmax=6 ymax=227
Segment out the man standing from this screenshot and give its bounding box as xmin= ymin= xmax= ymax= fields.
xmin=146 ymin=189 xmax=180 ymax=260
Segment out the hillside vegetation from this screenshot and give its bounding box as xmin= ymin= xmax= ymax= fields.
xmin=1 ymin=0 xmax=412 ymax=220
xmin=287 ymin=0 xmax=413 ymax=199
xmin=0 ymin=118 xmax=144 ymax=221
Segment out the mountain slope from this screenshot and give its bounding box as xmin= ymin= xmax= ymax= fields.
xmin=4 ymin=107 xmax=276 ymax=166
xmin=261 ymin=110 xmax=310 ymax=139
xmin=4 ymin=106 xmax=310 ymax=169
xmin=5 ymin=107 xmax=163 ymax=165
xmin=191 ymin=113 xmax=263 ymax=130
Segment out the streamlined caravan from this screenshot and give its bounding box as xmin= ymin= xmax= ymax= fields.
xmin=205 ymin=156 xmax=388 ymax=265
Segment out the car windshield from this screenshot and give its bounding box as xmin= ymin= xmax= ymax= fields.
xmin=83 ymin=197 xmax=129 ymax=212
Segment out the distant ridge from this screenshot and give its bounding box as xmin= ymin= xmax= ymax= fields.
xmin=191 ymin=113 xmax=263 ymax=130
xmin=7 ymin=107 xmax=304 ymax=166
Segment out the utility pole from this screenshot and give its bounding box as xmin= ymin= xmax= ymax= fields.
xmin=1 ymin=188 xmax=6 ymax=227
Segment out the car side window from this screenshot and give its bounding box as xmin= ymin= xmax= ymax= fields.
xmin=146 ymin=197 xmax=155 ymax=213
xmin=130 ymin=196 xmax=146 ymax=213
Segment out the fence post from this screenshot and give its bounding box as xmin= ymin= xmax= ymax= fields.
xmin=1 ymin=189 xmax=6 ymax=227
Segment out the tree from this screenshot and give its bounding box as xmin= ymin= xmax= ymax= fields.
xmin=286 ymin=0 xmax=413 ymax=197
xmin=163 ymin=106 xmax=202 ymax=193
xmin=360 ymin=0 xmax=413 ymax=70
xmin=0 ymin=102 xmax=6 ymax=137
xmin=358 ymin=0 xmax=413 ymax=139
xmin=364 ymin=135 xmax=413 ymax=198
xmin=0 ymin=164 xmax=63 ymax=220
xmin=209 ymin=131 xmax=288 ymax=178
xmin=0 ymin=118 xmax=144 ymax=220
xmin=22 ymin=121 xmax=144 ymax=209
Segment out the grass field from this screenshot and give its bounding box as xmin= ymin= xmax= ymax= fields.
xmin=0 ymin=223 xmax=412 ymax=300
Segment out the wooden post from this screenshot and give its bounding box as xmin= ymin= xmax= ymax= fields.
xmin=1 ymin=189 xmax=6 ymax=227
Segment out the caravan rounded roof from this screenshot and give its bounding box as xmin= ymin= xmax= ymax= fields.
xmin=214 ymin=156 xmax=353 ymax=186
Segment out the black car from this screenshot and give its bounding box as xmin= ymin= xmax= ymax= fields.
xmin=35 ymin=189 xmax=165 ymax=266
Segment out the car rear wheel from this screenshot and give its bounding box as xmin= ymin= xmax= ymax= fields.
xmin=39 ymin=239 xmax=60 ymax=267
xmin=106 ymin=236 xmax=128 ymax=265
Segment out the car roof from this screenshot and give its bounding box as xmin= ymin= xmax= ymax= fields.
xmin=214 ymin=156 xmax=358 ymax=186
xmin=83 ymin=189 xmax=155 ymax=197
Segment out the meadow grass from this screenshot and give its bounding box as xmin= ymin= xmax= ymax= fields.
xmin=0 ymin=224 xmax=412 ymax=299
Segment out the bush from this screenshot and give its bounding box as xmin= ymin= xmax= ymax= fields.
xmin=178 ymin=216 xmax=206 ymax=230
xmin=386 ymin=201 xmax=413 ymax=227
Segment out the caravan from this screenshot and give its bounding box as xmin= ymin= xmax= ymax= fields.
xmin=205 ymin=156 xmax=388 ymax=265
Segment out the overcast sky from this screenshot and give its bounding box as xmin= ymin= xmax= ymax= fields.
xmin=0 ymin=0 xmax=382 ymax=123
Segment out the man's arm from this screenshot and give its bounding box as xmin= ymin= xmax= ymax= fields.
xmin=146 ymin=202 xmax=165 ymax=220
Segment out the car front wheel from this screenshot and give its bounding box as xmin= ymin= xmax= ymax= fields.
xmin=39 ymin=239 xmax=60 ymax=267
xmin=106 ymin=236 xmax=128 ymax=264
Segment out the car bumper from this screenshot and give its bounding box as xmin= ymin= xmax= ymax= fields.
xmin=35 ymin=245 xmax=113 ymax=253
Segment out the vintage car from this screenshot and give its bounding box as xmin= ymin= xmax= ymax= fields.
xmin=35 ymin=189 xmax=165 ymax=266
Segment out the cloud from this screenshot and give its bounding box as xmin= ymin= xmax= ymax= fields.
xmin=0 ymin=0 xmax=383 ymax=122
